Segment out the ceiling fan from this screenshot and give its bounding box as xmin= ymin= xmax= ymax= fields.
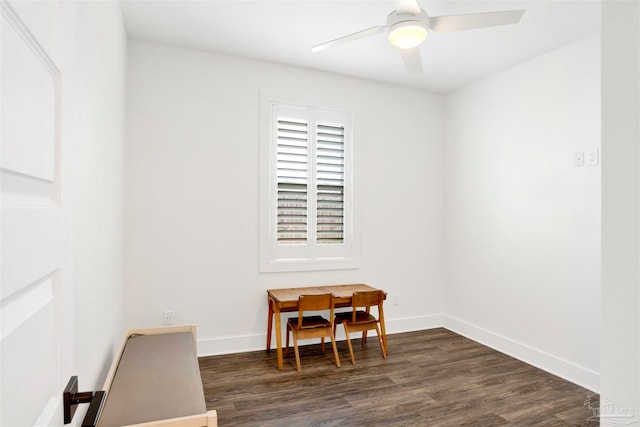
xmin=311 ymin=0 xmax=526 ymax=74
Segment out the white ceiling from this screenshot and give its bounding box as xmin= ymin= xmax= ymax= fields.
xmin=120 ymin=0 xmax=601 ymax=94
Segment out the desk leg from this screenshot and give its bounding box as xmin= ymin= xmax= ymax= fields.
xmin=266 ymin=300 xmax=273 ymax=352
xmin=274 ymin=308 xmax=284 ymax=370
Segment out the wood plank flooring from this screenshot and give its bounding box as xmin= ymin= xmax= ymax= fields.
xmin=199 ymin=328 xmax=599 ymax=426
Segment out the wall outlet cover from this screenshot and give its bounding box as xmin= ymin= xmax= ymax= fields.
xmin=586 ymin=149 xmax=599 ymax=166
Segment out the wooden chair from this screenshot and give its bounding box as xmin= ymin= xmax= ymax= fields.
xmin=334 ymin=290 xmax=387 ymax=364
xmin=285 ymin=293 xmax=341 ymax=372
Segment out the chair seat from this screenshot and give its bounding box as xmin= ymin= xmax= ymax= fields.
xmin=335 ymin=310 xmax=376 ymax=324
xmin=288 ymin=315 xmax=331 ymax=329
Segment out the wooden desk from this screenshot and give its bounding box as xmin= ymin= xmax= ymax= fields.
xmin=266 ymin=284 xmax=387 ymax=370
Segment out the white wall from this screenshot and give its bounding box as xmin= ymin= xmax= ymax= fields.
xmin=72 ymin=0 xmax=127 ymax=391
xmin=443 ymin=35 xmax=601 ymax=391
xmin=601 ymin=0 xmax=640 ymax=423
xmin=125 ymin=40 xmax=445 ymax=354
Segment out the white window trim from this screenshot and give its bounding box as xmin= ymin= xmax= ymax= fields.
xmin=259 ymin=90 xmax=359 ymax=273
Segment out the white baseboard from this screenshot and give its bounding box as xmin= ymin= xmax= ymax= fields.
xmin=443 ymin=315 xmax=600 ymax=393
xmin=197 ymin=313 xmax=446 ymax=357
xmin=196 ymin=313 xmax=600 ymax=394
xmin=197 ymin=333 xmax=266 ymax=357
xmin=384 ymin=313 xmax=446 ymax=334
xmin=34 ymin=396 xmax=61 ymax=427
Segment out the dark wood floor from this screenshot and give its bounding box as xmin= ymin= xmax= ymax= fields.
xmin=199 ymin=328 xmax=599 ymax=426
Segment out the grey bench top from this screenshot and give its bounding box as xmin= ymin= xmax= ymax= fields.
xmin=98 ymin=331 xmax=207 ymax=427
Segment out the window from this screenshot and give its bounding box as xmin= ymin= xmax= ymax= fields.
xmin=260 ymin=94 xmax=358 ymax=272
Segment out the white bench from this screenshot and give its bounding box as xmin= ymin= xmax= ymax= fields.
xmin=97 ymin=325 xmax=217 ymax=427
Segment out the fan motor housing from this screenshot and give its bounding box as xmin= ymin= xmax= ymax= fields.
xmin=386 ymin=9 xmax=430 ymax=31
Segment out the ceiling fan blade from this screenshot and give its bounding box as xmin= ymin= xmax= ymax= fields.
xmin=393 ymin=0 xmax=421 ymax=15
xmin=430 ymin=9 xmax=525 ymax=32
xmin=399 ymin=47 xmax=423 ymax=74
xmin=312 ymin=26 xmax=386 ymax=53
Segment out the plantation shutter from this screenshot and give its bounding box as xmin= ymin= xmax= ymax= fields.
xmin=316 ymin=123 xmax=345 ymax=244
xmin=276 ymin=118 xmax=308 ymax=243
xmin=261 ymin=98 xmax=355 ymax=272
xmin=274 ymin=106 xmax=347 ymax=247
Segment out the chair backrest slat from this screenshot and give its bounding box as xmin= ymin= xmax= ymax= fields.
xmin=297 ymin=294 xmax=335 ymax=324
xmin=352 ymin=290 xmax=383 ymax=308
xmin=351 ymin=290 xmax=384 ymax=322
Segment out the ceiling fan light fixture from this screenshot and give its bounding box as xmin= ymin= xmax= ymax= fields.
xmin=388 ymin=21 xmax=427 ymax=49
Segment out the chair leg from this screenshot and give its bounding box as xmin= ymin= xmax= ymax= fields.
xmin=362 ymin=330 xmax=368 ymax=346
xmin=330 ymin=331 xmax=341 ymax=368
xmin=375 ymin=325 xmax=387 ymax=359
xmin=285 ymin=324 xmax=291 ymax=357
xmin=343 ymin=324 xmax=356 ymax=365
xmin=320 ymin=337 xmax=325 ymax=353
xmin=293 ymin=333 xmax=302 ymax=372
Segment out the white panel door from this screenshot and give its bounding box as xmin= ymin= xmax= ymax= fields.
xmin=1 ymin=1 xmax=74 ymax=425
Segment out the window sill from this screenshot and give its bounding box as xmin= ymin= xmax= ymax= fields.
xmin=259 ymin=257 xmax=359 ymax=273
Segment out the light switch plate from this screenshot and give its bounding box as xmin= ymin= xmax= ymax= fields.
xmin=575 ymin=152 xmax=584 ymax=167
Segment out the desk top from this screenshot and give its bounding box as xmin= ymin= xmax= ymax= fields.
xmin=320 ymin=284 xmax=378 ymax=299
xmin=267 ymin=286 xmax=328 ymax=303
xmin=267 ymin=284 xmax=382 ymax=307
